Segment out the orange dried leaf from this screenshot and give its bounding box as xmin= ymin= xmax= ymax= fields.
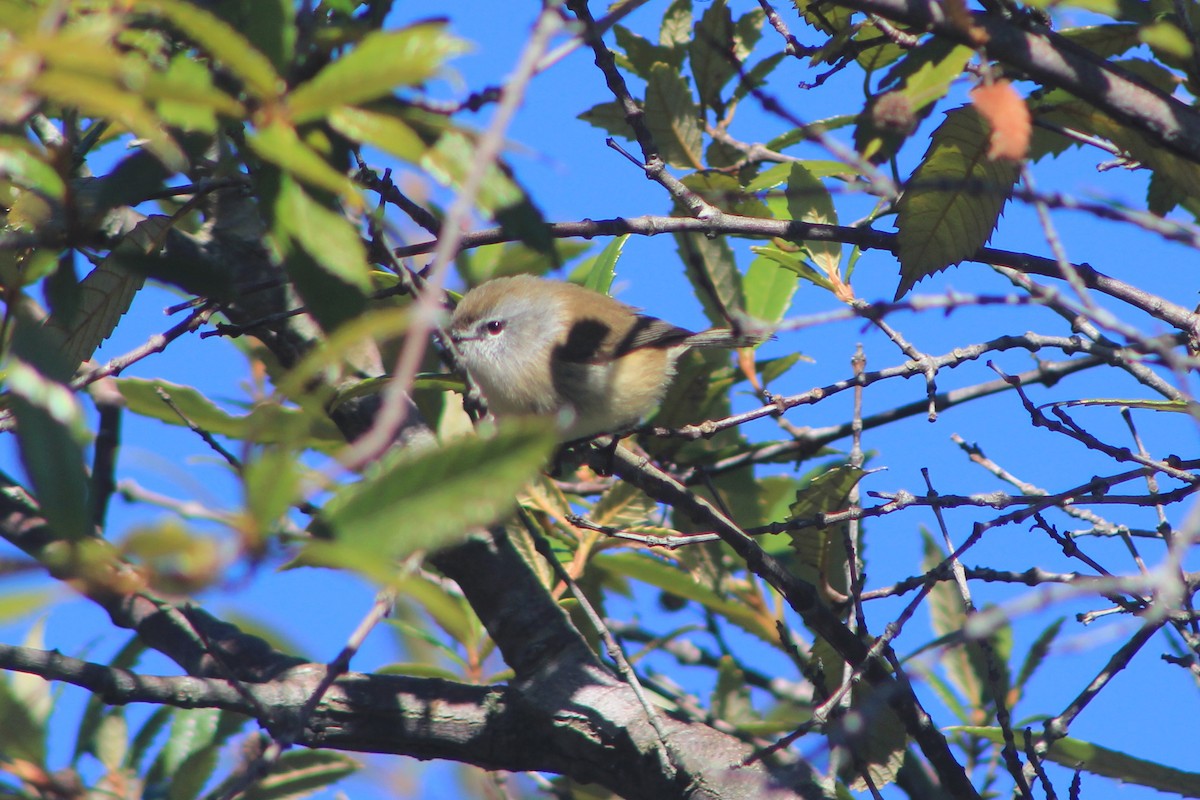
xmin=971 ymin=81 xmax=1031 ymax=161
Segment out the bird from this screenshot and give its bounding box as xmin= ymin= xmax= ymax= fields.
xmin=448 ymin=274 xmax=765 ymax=441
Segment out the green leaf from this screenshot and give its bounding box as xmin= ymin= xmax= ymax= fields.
xmin=31 ymin=70 xmax=184 ymax=171
xmin=248 ymin=121 xmax=361 ymax=206
xmin=7 ymin=354 xmax=91 ymax=541
xmin=578 ymin=234 xmax=626 ymax=294
xmin=114 ymin=378 xmax=345 ymax=451
xmin=237 ymin=750 xmax=359 ymax=800
xmin=328 ymin=106 xmax=428 ymax=164
xmin=157 ymin=708 xmax=220 ymax=778
xmin=614 ymin=25 xmax=680 ymax=77
xmin=133 ymin=0 xmax=283 ymax=99
xmin=168 ymin=745 xmax=218 ymax=800
xmin=0 ymin=136 xmax=65 ymax=199
xmin=660 ymin=0 xmax=693 ymax=47
xmin=675 ymin=232 xmax=743 ymax=327
xmin=206 ymin=0 xmax=295 ymax=74
xmin=42 ymin=235 xmax=150 ymax=373
xmin=0 ymin=589 xmax=55 ymax=624
xmin=594 ymin=552 xmax=777 ymax=642
xmin=787 ymin=465 xmax=865 ymax=600
xmin=300 ymin=420 xmax=557 ymax=583
xmin=894 ymin=106 xmax=1018 ymax=298
xmin=713 ymin=655 xmax=757 ymax=725
xmin=277 ymin=307 xmax=409 ymax=399
xmin=952 ymin=727 xmax=1200 ymax=796
xmin=742 ymin=255 xmax=799 ymax=324
xmin=644 ymin=63 xmax=702 ymax=170
xmin=576 ymin=100 xmax=632 ymax=139
xmin=0 ymin=672 xmax=47 ymax=763
xmin=784 ymin=164 xmax=840 ymax=279
xmin=682 ymin=172 xmax=771 ymax=217
xmin=288 ymin=23 xmax=465 ymax=124
xmin=276 ymin=178 xmax=372 ymax=293
xmin=689 ymin=0 xmax=736 ymax=112
xmin=94 ymin=712 xmax=129 ymax=772
xmin=1014 ymin=617 xmax=1064 ymax=694
xmin=128 ymin=707 xmax=174 ymax=770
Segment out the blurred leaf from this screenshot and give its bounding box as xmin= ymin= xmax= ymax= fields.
xmin=895 ymin=106 xmax=1018 ymax=298
xmin=276 ymin=177 xmax=371 ymax=293
xmin=206 ymin=0 xmax=295 ymax=73
xmin=591 ymin=481 xmax=658 ymax=529
xmin=168 ymin=746 xmax=218 ymax=800
xmin=0 ymin=136 xmax=65 ymax=199
xmin=644 ymin=63 xmax=702 ymax=170
xmin=328 ymin=106 xmax=428 ymax=164
xmin=953 ymin=727 xmax=1200 ymax=796
xmin=133 ymin=0 xmax=282 ymax=99
xmin=660 ymin=0 xmax=693 ymax=47
xmin=594 ymin=552 xmax=776 ymax=642
xmin=249 ymin=122 xmax=361 ymax=206
xmin=128 ymin=706 xmax=174 ymax=771
xmin=689 ymin=0 xmax=736 ymax=112
xmin=0 ymin=590 xmax=55 ymax=624
xmin=713 ymin=655 xmax=757 ymax=726
xmin=237 ymin=750 xmax=359 ymax=800
xmin=1014 ymin=617 xmax=1064 ymax=696
xmin=154 ymin=708 xmax=220 ymax=780
xmin=31 ymin=70 xmax=184 ymax=171
xmin=94 ymin=712 xmax=129 ymax=772
xmin=114 ymin=378 xmax=345 ymax=451
xmin=288 ymin=23 xmax=465 ymax=123
xmin=7 ymin=352 xmax=91 ymax=541
xmin=300 ymin=420 xmax=556 ymax=582
xmin=0 ymin=672 xmax=47 ymax=763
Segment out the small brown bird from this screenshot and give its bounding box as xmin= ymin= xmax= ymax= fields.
xmin=449 ymin=275 xmax=763 ymax=440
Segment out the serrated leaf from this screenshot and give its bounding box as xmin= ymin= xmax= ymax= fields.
xmin=43 ymin=225 xmax=155 ymax=372
xmin=894 ymin=106 xmax=1018 ymax=298
xmin=952 ymin=727 xmax=1200 ymax=796
xmin=675 ymin=232 xmax=742 ymax=327
xmin=299 ymin=420 xmax=556 ymax=582
xmin=133 ymin=0 xmax=282 ymax=99
xmin=576 ymin=100 xmax=633 ymax=139
xmin=644 ymin=63 xmax=702 ymax=170
xmin=660 ymin=0 xmax=693 ymax=47
xmin=689 ymin=0 xmax=736 ymax=112
xmin=288 ymin=24 xmax=464 ymax=123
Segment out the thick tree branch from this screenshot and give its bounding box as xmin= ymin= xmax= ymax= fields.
xmin=838 ymin=0 xmax=1200 ymax=165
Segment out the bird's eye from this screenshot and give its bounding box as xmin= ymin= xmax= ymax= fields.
xmin=485 ymin=320 xmax=506 ymax=335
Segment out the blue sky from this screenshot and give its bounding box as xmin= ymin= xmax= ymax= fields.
xmin=2 ymin=1 xmax=1199 ymax=798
